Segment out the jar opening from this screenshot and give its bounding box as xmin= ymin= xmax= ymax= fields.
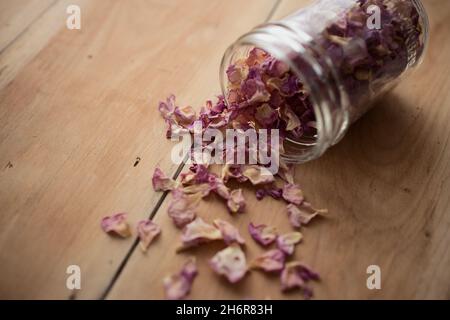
xmin=220 ymin=37 xmax=342 ymax=163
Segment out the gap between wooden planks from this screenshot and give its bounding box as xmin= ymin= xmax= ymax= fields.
xmin=107 ymin=0 xmax=450 ymax=299
xmin=0 ymin=0 xmax=278 ymax=299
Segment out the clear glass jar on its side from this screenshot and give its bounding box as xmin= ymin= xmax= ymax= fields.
xmin=220 ymin=0 xmax=429 ymax=163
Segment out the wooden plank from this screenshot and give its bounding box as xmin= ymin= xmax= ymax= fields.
xmin=0 ymin=0 xmax=56 ymax=52
xmin=0 ymin=0 xmax=92 ymax=90
xmin=0 ymin=0 xmax=277 ymax=299
xmin=108 ymin=0 xmax=450 ymax=299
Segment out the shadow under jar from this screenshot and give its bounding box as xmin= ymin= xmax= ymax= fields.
xmin=220 ymin=0 xmax=429 ymax=163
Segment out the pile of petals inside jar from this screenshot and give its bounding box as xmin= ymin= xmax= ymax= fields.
xmin=101 ymin=0 xmax=426 ymax=300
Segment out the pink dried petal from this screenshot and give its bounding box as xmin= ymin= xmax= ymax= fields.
xmin=246 ymin=48 xmax=267 ymax=66
xmin=251 ymin=249 xmax=286 ymax=273
xmin=179 ymin=217 xmax=222 ymax=250
xmin=137 ymin=219 xmax=161 ymax=252
xmin=286 ymin=203 xmax=326 ymax=228
xmin=182 ymin=183 xmax=211 ymax=197
xmin=213 ymin=219 xmax=245 ymax=245
xmin=248 ymin=222 xmax=277 ymax=246
xmin=208 ymin=175 xmax=231 ymax=200
xmin=227 ymin=64 xmax=244 ymax=85
xmin=101 ymin=213 xmax=131 ymax=238
xmin=276 ymin=232 xmax=303 ymax=255
xmin=227 ymin=189 xmax=246 ymax=214
xmin=281 ymin=106 xmax=301 ymax=131
xmin=174 ymin=105 xmax=196 ymax=125
xmin=167 ymin=189 xmax=202 ymax=228
xmin=242 ymin=165 xmax=275 ymax=185
xmin=158 ymin=94 xmax=177 ymax=120
xmin=255 ymin=103 xmax=278 ymax=127
xmin=277 ymin=163 xmax=295 ymax=184
xmin=164 ymin=258 xmax=198 ymax=300
xmin=152 ymin=167 xmax=176 ymax=192
xmin=282 ymin=184 xmax=304 ymax=205
xmin=209 ymin=244 xmax=247 ymax=283
xmin=280 ymin=262 xmax=320 ymax=298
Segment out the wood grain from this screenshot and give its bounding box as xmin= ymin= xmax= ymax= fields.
xmin=0 ymin=0 xmax=56 ymax=52
xmin=0 ymin=0 xmax=277 ymax=299
xmin=108 ymin=0 xmax=450 ymax=299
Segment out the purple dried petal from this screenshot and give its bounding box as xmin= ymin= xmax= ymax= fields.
xmin=101 ymin=213 xmax=131 ymax=238
xmin=248 ymin=222 xmax=277 ymax=246
xmin=137 ymin=219 xmax=161 ymax=252
xmin=164 ymin=258 xmax=198 ymax=300
xmin=276 ymin=232 xmax=303 ymax=255
xmin=213 ymin=219 xmax=245 ymax=245
xmin=209 ymin=244 xmax=247 ymax=283
xmin=152 ymin=167 xmax=176 ymax=192
xmin=280 ymin=262 xmax=320 ymax=298
xmin=251 ymin=249 xmax=286 ymax=273
xmin=282 ymin=184 xmax=304 ymax=205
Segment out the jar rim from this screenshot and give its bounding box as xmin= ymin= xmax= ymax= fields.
xmin=220 ymin=25 xmax=349 ymax=163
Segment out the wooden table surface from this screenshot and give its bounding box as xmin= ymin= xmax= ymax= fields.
xmin=0 ymin=0 xmax=449 ymax=300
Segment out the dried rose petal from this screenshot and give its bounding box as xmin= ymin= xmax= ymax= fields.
xmin=277 ymin=232 xmax=303 ymax=255
xmin=255 ymin=103 xmax=278 ymax=126
xmin=282 ymin=184 xmax=304 ymax=205
xmin=158 ymin=94 xmax=176 ymax=120
xmin=227 ymin=189 xmax=246 ymax=213
xmin=278 ymin=163 xmax=295 ymax=184
xmin=242 ymin=165 xmax=275 ymax=185
xmin=286 ymin=203 xmax=326 ymax=228
xmin=152 ymin=167 xmax=176 ymax=192
xmin=248 ymin=222 xmax=277 ymax=246
xmin=101 ymin=213 xmax=131 ymax=238
xmin=251 ymin=249 xmax=286 ymax=273
xmin=209 ymin=244 xmax=247 ymax=283
xmin=167 ymin=189 xmax=202 ymax=228
xmin=164 ymin=258 xmax=198 ymax=300
xmin=137 ymin=219 xmax=161 ymax=252
xmin=179 ymin=217 xmax=222 ymax=250
xmin=213 ymin=219 xmax=245 ymax=245
xmin=174 ymin=105 xmax=196 ymax=125
xmin=280 ymin=262 xmax=320 ymax=299
xmin=182 ymin=183 xmax=211 ymax=197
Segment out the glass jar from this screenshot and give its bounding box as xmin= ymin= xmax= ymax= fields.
xmin=220 ymin=0 xmax=429 ymax=163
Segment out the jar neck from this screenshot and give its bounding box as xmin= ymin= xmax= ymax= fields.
xmin=221 ymin=22 xmax=350 ymax=163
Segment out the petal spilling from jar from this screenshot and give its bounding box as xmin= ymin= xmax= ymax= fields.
xmin=282 ymin=183 xmax=304 ymax=205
